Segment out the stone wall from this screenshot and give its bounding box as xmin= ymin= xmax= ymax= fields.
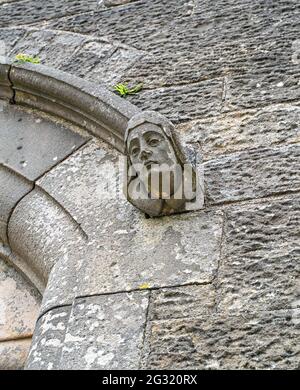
xmin=0 ymin=0 xmax=299 ymax=369
xmin=0 ymin=258 xmax=40 ymax=369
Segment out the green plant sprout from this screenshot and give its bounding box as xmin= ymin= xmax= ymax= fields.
xmin=113 ymin=83 xmax=143 ymax=97
xmin=15 ymin=53 xmax=41 ymax=64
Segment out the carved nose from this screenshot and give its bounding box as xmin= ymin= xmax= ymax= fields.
xmin=140 ymin=149 xmax=152 ymax=161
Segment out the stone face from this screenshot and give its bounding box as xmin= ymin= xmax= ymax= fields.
xmin=218 ymin=197 xmax=300 ymax=314
xmin=26 ymin=306 xmax=71 ymax=370
xmin=0 ymin=164 xmax=33 ymax=244
xmin=60 ymin=292 xmax=149 ymax=369
xmin=144 ymin=309 xmax=300 ymax=369
xmin=0 ymin=103 xmax=87 ymax=181
xmin=0 ymin=258 xmax=41 ymax=341
xmin=204 ymin=144 xmax=300 ymax=205
xmin=0 ymin=339 xmax=33 ymax=370
xmin=178 ymin=104 xmax=300 ymax=160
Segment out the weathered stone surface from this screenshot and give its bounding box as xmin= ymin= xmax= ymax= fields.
xmin=104 ymin=0 xmax=138 ymax=7
xmin=0 ymin=1 xmax=101 ymax=27
xmin=149 ymin=285 xmax=216 ymax=321
xmin=0 ymin=28 xmax=26 ymax=56
xmin=224 ymin=70 xmax=300 ymax=112
xmin=0 ymin=57 xmax=13 ymax=100
xmin=0 ymin=258 xmax=40 ymax=340
xmin=26 ymin=306 xmax=71 ymax=370
xmin=177 ymin=103 xmax=300 ymax=160
xmin=60 ymin=292 xmax=149 ymax=369
xmin=204 ymin=144 xmax=300 ymax=205
xmin=0 ymin=339 xmax=32 ymax=370
xmin=8 ymin=187 xmax=86 ymax=292
xmin=127 ymin=79 xmax=223 ymax=123
xmin=122 ymin=35 xmax=300 ymax=90
xmin=59 ymin=38 xmax=115 ymax=80
xmin=218 ymin=196 xmax=300 ymax=314
xmin=44 ymin=0 xmax=298 ymax=52
xmin=0 ymin=102 xmax=87 ymax=181
xmin=34 ymin=0 xmax=298 ymax=118
xmin=0 ymin=164 xmax=33 ymax=244
xmin=38 ymin=138 xmax=223 ymax=298
xmin=144 ymin=309 xmax=300 ymax=369
xmin=9 ymin=29 xmax=88 ymax=69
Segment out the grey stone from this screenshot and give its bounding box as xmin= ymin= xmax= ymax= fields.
xmin=144 ymin=309 xmax=300 ymax=369
xmin=37 ymin=138 xmax=223 ymax=298
xmin=60 ymin=38 xmax=115 ymax=80
xmin=8 ymin=187 xmax=86 ymax=293
xmin=177 ymin=103 xmax=300 ymax=160
xmin=9 ymin=29 xmax=88 ymax=71
xmin=149 ymin=285 xmax=216 ymax=321
xmin=127 ymin=78 xmax=224 ymax=123
xmin=0 ymin=257 xmax=41 ymax=340
xmin=38 ymin=0 xmax=299 ymax=117
xmin=0 ymin=164 xmax=33 ymax=244
xmin=204 ymin=144 xmax=300 ymax=205
xmin=26 ymin=306 xmax=71 ymax=370
xmin=224 ymin=70 xmax=300 ymax=112
xmin=0 ymin=58 xmax=13 ymax=100
xmin=83 ymin=45 xmax=143 ymax=86
xmin=0 ymin=339 xmax=32 ymax=370
xmin=218 ymin=196 xmax=300 ymax=314
xmin=0 ymin=28 xmax=27 ymax=57
xmin=0 ymin=102 xmax=87 ymax=181
xmin=122 ymin=35 xmax=299 ymax=89
xmin=104 ymin=0 xmax=137 ymax=6
xmin=0 ymin=1 xmax=101 ymax=27
xmin=59 ymin=292 xmax=149 ymax=369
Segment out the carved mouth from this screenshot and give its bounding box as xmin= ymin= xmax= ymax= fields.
xmin=144 ymin=160 xmax=158 ymax=168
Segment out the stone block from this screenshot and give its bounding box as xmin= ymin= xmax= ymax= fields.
xmin=0 ymin=0 xmax=100 ymax=27
xmin=59 ymin=292 xmax=149 ymax=369
xmin=0 ymin=339 xmax=32 ymax=370
xmin=0 ymin=164 xmax=33 ymax=244
xmin=0 ymin=102 xmax=87 ymax=181
xmin=0 ymin=258 xmax=40 ymax=341
xmin=204 ymin=144 xmax=300 ymax=204
xmin=26 ymin=306 xmax=71 ymax=370
xmin=177 ymin=103 xmax=300 ymax=160
xmin=128 ymin=78 xmax=223 ymax=123
xmin=149 ymin=285 xmax=216 ymax=321
xmin=218 ymin=197 xmax=300 ymax=313
xmin=144 ymin=309 xmax=300 ymax=369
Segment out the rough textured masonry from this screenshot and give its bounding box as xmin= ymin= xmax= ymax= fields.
xmin=0 ymin=0 xmax=299 ymax=369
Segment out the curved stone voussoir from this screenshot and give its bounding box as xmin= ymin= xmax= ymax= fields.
xmin=7 ymin=187 xmax=87 ymax=294
xmin=0 ymin=164 xmax=33 ymax=245
xmin=6 ymin=60 xmax=141 ymax=152
xmin=0 ymin=57 xmax=13 ymax=101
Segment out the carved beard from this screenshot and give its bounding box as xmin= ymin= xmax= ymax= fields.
xmin=138 ymin=163 xmax=183 ymax=200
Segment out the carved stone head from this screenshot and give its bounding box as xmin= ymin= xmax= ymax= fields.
xmin=124 ymin=111 xmax=197 ymax=217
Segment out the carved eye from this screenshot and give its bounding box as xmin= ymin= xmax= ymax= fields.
xmin=148 ymin=138 xmax=160 ymax=147
xmin=131 ymin=147 xmax=139 ymax=157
